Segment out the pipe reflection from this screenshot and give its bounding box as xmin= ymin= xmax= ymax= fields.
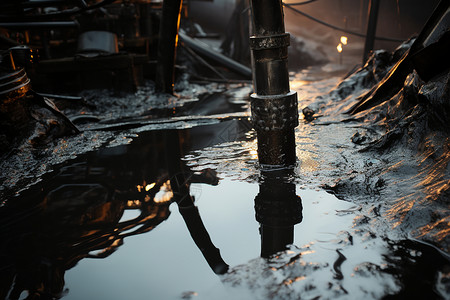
xmin=255 ymin=170 xmax=303 ymax=258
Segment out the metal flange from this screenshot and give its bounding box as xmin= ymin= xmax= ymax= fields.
xmin=250 ymin=33 xmax=290 ymax=50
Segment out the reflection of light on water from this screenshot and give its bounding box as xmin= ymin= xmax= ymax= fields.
xmin=154 ymin=181 xmax=173 ymax=203
xmin=283 ymin=276 xmax=306 ymax=286
xmin=290 ymin=80 xmax=309 ymax=90
xmin=145 ymin=182 xmax=156 ymax=191
xmin=137 ymin=182 xmax=156 ymax=192
xmin=295 ymin=127 xmax=319 ymax=173
xmin=416 ymin=217 xmax=450 ymax=243
xmin=386 ymin=148 xmax=450 ymax=243
xmin=249 ymin=149 xmax=258 ymax=160
xmin=127 ymin=199 xmax=142 ymax=208
xmin=296 ymin=148 xmax=319 ymax=172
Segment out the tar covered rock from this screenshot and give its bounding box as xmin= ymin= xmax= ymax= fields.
xmin=302 ymin=106 xmax=315 ymax=122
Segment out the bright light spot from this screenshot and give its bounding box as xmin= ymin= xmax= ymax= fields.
xmin=127 ymin=200 xmax=141 ymax=207
xmin=249 ymin=149 xmax=258 ymax=160
xmin=136 ymin=185 xmax=143 ymax=192
xmin=337 ymin=43 xmax=343 ymax=53
xmin=290 ymin=80 xmax=310 ymax=90
xmin=154 ymin=181 xmax=173 ymax=203
xmin=145 ymin=182 xmax=156 ymax=191
xmin=340 ymin=36 xmax=348 ymax=45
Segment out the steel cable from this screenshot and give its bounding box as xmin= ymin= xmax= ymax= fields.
xmin=283 ymin=2 xmax=405 ymax=43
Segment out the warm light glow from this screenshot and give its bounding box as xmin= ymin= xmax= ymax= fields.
xmin=154 ymin=181 xmax=173 ymax=203
xmin=283 ymin=276 xmax=306 ymax=285
xmin=337 ymin=43 xmax=343 ymax=53
xmin=127 ymin=200 xmax=141 ymax=208
xmin=145 ymin=182 xmax=156 ymax=191
xmin=249 ymin=149 xmax=258 ymax=160
xmin=340 ymin=36 xmax=348 ymax=45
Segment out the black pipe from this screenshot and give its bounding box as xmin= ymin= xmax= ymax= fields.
xmin=1 ymin=0 xmax=68 ymax=9
xmin=0 ymin=21 xmax=79 ymax=29
xmin=155 ymin=0 xmax=183 ymax=94
xmin=362 ymin=0 xmax=380 ymax=63
xmin=249 ymin=0 xmax=298 ymax=168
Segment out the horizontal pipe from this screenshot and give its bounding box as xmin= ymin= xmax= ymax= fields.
xmin=178 ymin=31 xmax=252 ymax=78
xmin=1 ymin=0 xmax=68 ymax=8
xmin=0 ymin=21 xmax=79 ymax=29
xmin=37 ymin=93 xmax=84 ymax=101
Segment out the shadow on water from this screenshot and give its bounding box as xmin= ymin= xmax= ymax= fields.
xmin=0 ymin=118 xmax=449 ymax=299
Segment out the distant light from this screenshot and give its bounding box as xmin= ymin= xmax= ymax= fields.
xmin=340 ymin=36 xmax=348 ymax=45
xmin=337 ymin=43 xmax=343 ymax=53
xmin=145 ymin=182 xmax=156 ymax=191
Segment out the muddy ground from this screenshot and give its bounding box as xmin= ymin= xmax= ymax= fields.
xmin=1 ymin=41 xmax=449 ymax=299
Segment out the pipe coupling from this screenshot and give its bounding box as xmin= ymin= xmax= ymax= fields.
xmin=250 ymin=33 xmax=290 ymax=50
xmin=251 ymin=91 xmax=298 ymax=132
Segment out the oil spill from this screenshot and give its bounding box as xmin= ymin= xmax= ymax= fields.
xmin=1 ymin=118 xmax=449 ymax=300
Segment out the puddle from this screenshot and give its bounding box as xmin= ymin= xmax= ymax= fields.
xmin=60 ymin=180 xmax=356 ymax=300
xmin=1 ymin=118 xmax=448 ymax=300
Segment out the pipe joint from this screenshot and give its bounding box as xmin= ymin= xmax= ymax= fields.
xmin=251 ymin=91 xmax=298 ymax=132
xmin=250 ymin=33 xmax=290 ymax=51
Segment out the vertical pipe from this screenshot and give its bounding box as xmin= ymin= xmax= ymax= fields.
xmin=249 ymin=0 xmax=298 ymax=168
xmin=156 ymin=0 xmax=183 ymax=94
xmin=363 ymin=0 xmax=380 ymax=63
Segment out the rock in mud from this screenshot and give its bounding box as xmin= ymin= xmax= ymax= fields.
xmin=302 ymin=106 xmax=315 ymax=122
xmin=351 ymin=131 xmax=370 ymax=145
